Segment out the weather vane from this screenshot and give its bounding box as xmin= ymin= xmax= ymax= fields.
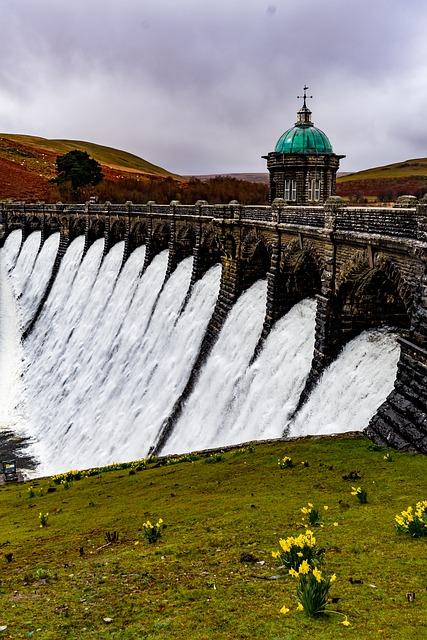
xmin=297 ymin=85 xmax=313 ymax=109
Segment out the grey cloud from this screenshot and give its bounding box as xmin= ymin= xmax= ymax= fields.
xmin=0 ymin=0 xmax=426 ymax=174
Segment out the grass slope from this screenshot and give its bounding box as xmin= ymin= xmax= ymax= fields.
xmin=0 ymin=134 xmax=178 ymax=179
xmin=336 ymin=157 xmax=427 ymax=200
xmin=338 ymin=158 xmax=427 ymax=183
xmin=0 ymin=435 xmax=425 ymax=639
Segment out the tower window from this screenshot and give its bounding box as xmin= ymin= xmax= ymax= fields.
xmin=291 ymin=180 xmax=297 ymax=201
xmin=308 ymin=179 xmax=321 ymax=201
xmin=284 ymin=179 xmax=297 ymax=201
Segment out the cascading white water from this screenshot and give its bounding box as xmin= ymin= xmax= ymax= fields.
xmin=2 ymin=229 xmax=22 ymax=271
xmin=288 ymin=329 xmax=400 ymax=437
xmin=10 ymin=231 xmax=41 ymax=298
xmin=164 ymin=279 xmax=268 ymax=454
xmin=2 ymin=228 xmax=405 ymax=474
xmin=216 ymin=298 xmax=316 ymax=445
xmin=18 ymin=232 xmax=60 ymax=330
xmin=0 ymin=245 xmax=25 ymax=431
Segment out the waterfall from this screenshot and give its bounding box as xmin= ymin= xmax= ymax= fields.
xmin=0 ymin=245 xmax=25 ymax=431
xmin=164 ymin=279 xmax=268 ymax=454
xmin=288 ymin=330 xmax=400 ymax=437
xmin=18 ymin=232 xmax=60 ymax=330
xmin=1 ymin=227 xmax=404 ymax=475
xmin=2 ymin=230 xmax=23 ymax=271
xmin=10 ymin=231 xmax=41 ymax=298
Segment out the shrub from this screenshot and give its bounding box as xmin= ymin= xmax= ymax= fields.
xmin=272 ymin=530 xmax=324 ymax=571
xmin=395 ymin=500 xmax=427 ymax=538
xmin=143 ymin=519 xmax=164 ymax=544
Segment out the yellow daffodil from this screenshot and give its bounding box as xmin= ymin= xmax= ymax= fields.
xmin=289 ymin=568 xmax=299 ymax=578
xmin=297 ymin=603 xmax=304 ymax=611
xmin=330 ymin=573 xmax=337 ymax=583
xmin=340 ymin=617 xmax=351 ymax=627
xmin=323 ymin=505 xmax=329 ymax=510
xmin=312 ymin=568 xmax=322 ymax=583
xmin=298 ymin=560 xmax=310 ymax=575
xmin=280 ymin=605 xmax=290 ymax=615
xmin=333 ymin=522 xmax=339 ymax=527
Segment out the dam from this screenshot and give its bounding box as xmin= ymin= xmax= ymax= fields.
xmin=0 ymin=194 xmax=425 ymax=475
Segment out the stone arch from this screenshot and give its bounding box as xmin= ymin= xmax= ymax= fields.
xmin=28 ymin=216 xmax=42 ymax=232
xmin=175 ymin=224 xmax=197 ymax=261
xmin=335 ymin=254 xmax=412 ymax=344
xmin=87 ymin=218 xmax=105 ymax=245
xmin=8 ymin=215 xmax=24 ymax=231
xmin=128 ymin=220 xmax=148 ymax=253
xmin=280 ymin=240 xmax=323 ymax=305
xmin=109 ymin=219 xmax=127 ymax=246
xmin=69 ymin=217 xmax=87 ymax=242
xmin=240 ymin=236 xmax=271 ymax=290
xmin=150 ymin=221 xmax=171 ymax=256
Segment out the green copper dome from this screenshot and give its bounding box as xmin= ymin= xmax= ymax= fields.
xmin=275 ymin=124 xmax=333 ymax=154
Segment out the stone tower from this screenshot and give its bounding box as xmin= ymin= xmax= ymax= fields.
xmin=264 ymin=87 xmax=345 ymax=204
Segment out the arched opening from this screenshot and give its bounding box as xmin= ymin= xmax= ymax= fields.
xmin=175 ymin=225 xmax=197 ymax=263
xmin=240 ymin=239 xmax=271 ymax=290
xmin=196 ymin=229 xmax=222 ymax=278
xmin=109 ymin=220 xmax=126 ymax=246
xmin=69 ymin=218 xmax=86 ymax=242
xmin=87 ymin=219 xmax=105 ymax=245
xmin=281 ymin=248 xmax=322 ymax=308
xmin=128 ymin=221 xmax=148 ymax=253
xmin=150 ymin=222 xmax=170 ymax=257
xmin=336 ymin=265 xmax=411 ymax=345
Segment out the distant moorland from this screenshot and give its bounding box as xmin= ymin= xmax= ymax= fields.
xmin=0 ymin=133 xmax=426 ymax=204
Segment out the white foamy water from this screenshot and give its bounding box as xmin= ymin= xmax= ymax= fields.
xmin=121 ymin=262 xmax=221 ymax=457
xmin=18 ymin=232 xmax=60 ymax=330
xmin=164 ymin=279 xmax=267 ymax=454
xmin=289 ymin=329 xmax=400 ymax=436
xmin=0 ymin=248 xmax=25 ymax=431
xmin=216 ymin=298 xmax=316 ymax=446
xmin=2 ymin=227 xmax=404 ymax=474
xmin=23 ymin=239 xmax=105 ymax=464
xmin=28 ymin=249 xmax=169 ymax=473
xmin=2 ymin=230 xmax=22 ymax=271
xmin=10 ymin=231 xmax=41 ymax=298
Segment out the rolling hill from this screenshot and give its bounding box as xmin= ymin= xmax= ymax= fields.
xmin=336 ymin=157 xmax=427 ymax=201
xmin=0 ymin=134 xmax=179 ymax=201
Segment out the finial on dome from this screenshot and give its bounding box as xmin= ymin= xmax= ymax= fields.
xmin=296 ymin=85 xmax=313 ymax=126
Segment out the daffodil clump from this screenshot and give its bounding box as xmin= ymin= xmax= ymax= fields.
xmin=142 ymin=518 xmax=164 ymax=544
xmin=350 ymin=486 xmax=368 ymax=504
xmin=395 ymin=500 xmax=427 ymax=538
xmin=272 ymin=530 xmax=324 ymax=571
xmin=278 ymin=456 xmax=293 ymax=469
xmin=39 ymin=512 xmax=49 ymax=528
xmin=300 ymin=502 xmax=321 ymax=526
xmin=281 ymin=561 xmax=344 ymax=621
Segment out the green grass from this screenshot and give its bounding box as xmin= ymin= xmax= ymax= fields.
xmin=0 ymin=435 xmax=425 ymax=639
xmin=337 ymin=157 xmax=427 ymax=183
xmin=0 ymin=133 xmax=179 ymax=179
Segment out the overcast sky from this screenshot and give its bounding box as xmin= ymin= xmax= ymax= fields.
xmin=0 ymin=0 xmax=426 ymax=174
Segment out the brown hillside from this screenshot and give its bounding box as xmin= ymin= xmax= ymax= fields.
xmin=0 ymin=134 xmax=178 ymax=202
